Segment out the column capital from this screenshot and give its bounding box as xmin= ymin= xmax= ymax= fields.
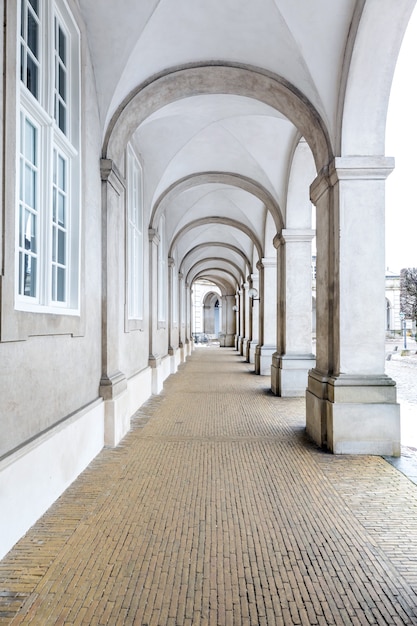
xmin=278 ymin=229 xmax=316 ymax=245
xmin=310 ymin=156 xmax=395 ymax=204
xmin=260 ymin=256 xmax=276 ymax=269
xmin=330 ymin=156 xmax=395 ymax=183
xmin=168 ymin=256 xmax=175 ymax=268
xmin=100 ymin=158 xmax=125 ymax=194
xmin=148 ymin=228 xmax=160 ymax=245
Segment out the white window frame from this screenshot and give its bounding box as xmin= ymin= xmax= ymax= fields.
xmin=157 ymin=215 xmax=167 ymax=326
xmin=126 ymin=145 xmax=144 ymax=323
xmin=16 ymin=0 xmax=80 ymax=315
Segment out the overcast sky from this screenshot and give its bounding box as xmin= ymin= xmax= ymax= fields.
xmin=385 ymin=8 xmax=417 ymax=273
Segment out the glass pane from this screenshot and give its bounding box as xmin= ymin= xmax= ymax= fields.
xmin=53 ymin=149 xmax=57 ymax=184
xmin=25 ymin=255 xmax=37 ymax=297
xmin=24 ymin=165 xmax=34 ymax=206
xmin=19 ymin=159 xmax=24 ymax=201
xmin=58 ymin=155 xmax=66 ymax=189
xmin=24 ymin=209 xmax=37 ymax=252
xmin=52 ymin=228 xmax=56 ymax=262
xmin=52 ymin=188 xmax=57 ymax=221
xmin=58 ymin=193 xmax=65 ymax=226
xmin=19 ymin=205 xmax=24 ymax=247
xmin=27 ymin=11 xmax=38 ymax=58
xmin=20 ymin=44 xmax=25 ymax=82
xmin=58 ymin=230 xmax=65 ymax=264
xmin=57 ymin=267 xmax=65 ymax=302
xmin=19 ymin=251 xmax=24 ymax=295
xmin=58 ymin=102 xmax=66 ymax=134
xmin=59 ymin=65 xmax=66 ymax=100
xmin=28 ymin=0 xmax=39 ymax=15
xmin=26 ymin=55 xmax=38 ymax=99
xmin=52 ymin=266 xmax=56 ymax=301
xmin=59 ymin=27 xmax=66 ymax=64
xmin=21 ymin=0 xmax=25 ymax=37
xmin=25 ymin=119 xmax=36 ymax=163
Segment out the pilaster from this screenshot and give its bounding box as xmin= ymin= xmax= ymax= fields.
xmin=99 ymin=159 xmax=129 ymax=446
xmin=148 ymin=228 xmax=162 ymax=393
xmin=249 ymin=272 xmax=260 ymax=364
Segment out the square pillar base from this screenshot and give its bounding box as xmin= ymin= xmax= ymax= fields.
xmin=249 ymin=340 xmax=258 ymax=364
xmin=255 ymin=345 xmax=275 ymax=376
xmin=100 ymin=371 xmax=129 ymax=447
xmin=306 ymin=371 xmax=401 ymax=456
xmin=271 ymin=353 xmax=316 ymax=397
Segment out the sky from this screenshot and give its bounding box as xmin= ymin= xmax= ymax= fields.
xmin=385 ymin=7 xmax=417 ymax=273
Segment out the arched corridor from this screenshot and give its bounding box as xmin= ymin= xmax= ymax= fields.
xmin=1 ymin=347 xmax=417 ymax=624
xmin=1 ymin=0 xmax=417 ymax=568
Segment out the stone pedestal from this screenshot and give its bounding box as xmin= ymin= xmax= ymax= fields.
xmin=306 ymin=157 xmax=400 ymax=455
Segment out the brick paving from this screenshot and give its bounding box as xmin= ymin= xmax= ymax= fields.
xmin=1 ymin=347 xmax=417 ymax=625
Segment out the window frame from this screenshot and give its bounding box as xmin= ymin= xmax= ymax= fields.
xmin=157 ymin=214 xmax=167 ymax=327
xmin=15 ymin=0 xmax=81 ymax=316
xmin=126 ymin=145 xmax=144 ymax=330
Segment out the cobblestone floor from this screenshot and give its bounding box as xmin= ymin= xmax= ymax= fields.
xmin=1 ymin=347 xmax=417 ymax=625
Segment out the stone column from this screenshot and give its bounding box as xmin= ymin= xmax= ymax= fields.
xmin=238 ymin=288 xmax=245 ymax=354
xmin=99 ymin=159 xmax=128 ymax=446
xmin=185 ymin=282 xmax=192 ymax=355
xmin=271 ymin=229 xmax=316 ymax=396
xmin=242 ymin=281 xmax=251 ymax=360
xmin=234 ymin=292 xmax=240 ymax=350
xmin=168 ymin=257 xmax=177 ymax=372
xmin=221 ymin=294 xmax=236 ymax=347
xmin=255 ymin=258 xmax=277 ymax=375
xmin=249 ymin=272 xmax=260 ymax=364
xmin=306 ymin=156 xmax=400 ymax=455
xmin=178 ymin=272 xmax=185 ymax=361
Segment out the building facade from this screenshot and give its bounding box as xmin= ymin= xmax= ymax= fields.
xmin=0 ymin=0 xmax=415 ymax=559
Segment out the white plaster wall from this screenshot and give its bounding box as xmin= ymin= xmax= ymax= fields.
xmin=127 ymin=367 xmax=153 ymax=418
xmin=0 ymin=2 xmax=105 ymax=555
xmin=0 ymin=401 xmax=104 ymax=560
xmin=0 ymin=4 xmax=103 ymax=457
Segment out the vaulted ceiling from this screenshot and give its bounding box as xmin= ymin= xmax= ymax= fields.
xmin=79 ymin=0 xmax=413 ymax=296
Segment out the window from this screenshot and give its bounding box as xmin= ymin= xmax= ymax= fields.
xmin=127 ymin=146 xmax=144 ymax=321
xmin=17 ymin=0 xmax=80 ymax=313
xmin=158 ymin=215 xmax=167 ymax=324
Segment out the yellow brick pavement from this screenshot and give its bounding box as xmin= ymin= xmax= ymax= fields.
xmin=1 ymin=347 xmax=417 ymax=625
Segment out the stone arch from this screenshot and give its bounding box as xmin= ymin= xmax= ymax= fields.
xmin=180 ymin=243 xmax=252 ymax=276
xmin=169 ymin=217 xmax=263 ymax=261
xmin=340 ymin=1 xmax=415 ymax=155
xmin=103 ymin=63 xmax=333 ymax=171
xmin=149 ymin=172 xmax=283 ymax=232
xmin=186 ymin=258 xmax=243 ymax=286
xmin=203 ymin=291 xmax=221 ymax=336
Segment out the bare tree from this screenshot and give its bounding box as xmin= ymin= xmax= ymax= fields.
xmin=400 ymin=268 xmax=417 ymax=324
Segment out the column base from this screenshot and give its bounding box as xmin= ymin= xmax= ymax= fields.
xmin=238 ymin=336 xmax=244 ymax=356
xmin=255 ymin=345 xmax=275 ymax=375
xmin=243 ymin=338 xmax=250 ymax=362
xmin=306 ymin=370 xmax=401 ymax=456
xmin=249 ymin=340 xmax=258 ymax=364
xmin=271 ymin=353 xmax=316 ymax=397
xmin=100 ymin=371 xmax=129 ymax=447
